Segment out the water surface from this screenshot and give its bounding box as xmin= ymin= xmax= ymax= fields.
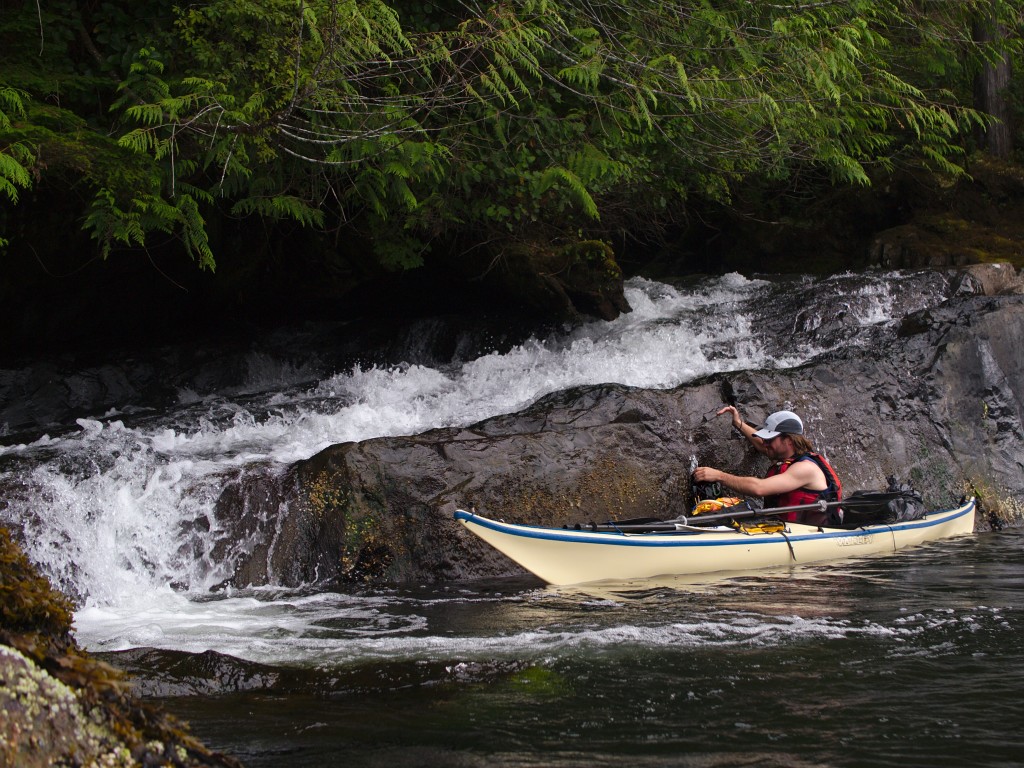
xmin=110 ymin=530 xmax=1023 ymax=768
xmin=3 ymin=270 xmax=1018 ymax=766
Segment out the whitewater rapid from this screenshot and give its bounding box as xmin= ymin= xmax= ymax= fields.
xmin=0 ymin=272 xmax=937 ymax=657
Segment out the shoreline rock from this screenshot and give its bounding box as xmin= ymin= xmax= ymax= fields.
xmin=0 ymin=528 xmax=243 ymax=768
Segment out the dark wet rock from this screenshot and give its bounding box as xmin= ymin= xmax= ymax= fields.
xmin=214 ymin=265 xmax=1024 ymax=585
xmin=0 ymin=304 xmax=564 ymax=441
xmin=437 ymin=238 xmax=631 ymax=323
xmin=102 ymin=646 xmax=527 ymax=699
xmin=102 ymin=648 xmax=283 ymax=698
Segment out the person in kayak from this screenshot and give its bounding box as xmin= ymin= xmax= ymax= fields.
xmin=692 ymin=407 xmax=843 ymax=526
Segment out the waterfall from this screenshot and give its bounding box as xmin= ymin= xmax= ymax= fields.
xmin=0 ymin=270 xmax=952 ymax=654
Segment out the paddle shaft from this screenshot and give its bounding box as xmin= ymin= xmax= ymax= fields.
xmin=684 ymin=499 xmax=840 ymax=526
xmin=593 ymin=499 xmax=841 ymax=532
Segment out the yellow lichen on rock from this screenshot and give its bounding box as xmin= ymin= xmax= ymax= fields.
xmin=0 ymin=644 xmax=135 ymax=768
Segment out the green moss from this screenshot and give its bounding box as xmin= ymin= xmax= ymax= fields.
xmin=919 ymin=214 xmax=971 ymax=236
xmin=565 ymin=240 xmax=622 ymax=281
xmin=962 ymin=476 xmax=1024 ymax=527
xmin=302 ymin=467 xmax=395 ymax=582
xmin=504 ymin=665 xmax=567 ymax=696
xmin=0 ymin=528 xmax=74 ymax=649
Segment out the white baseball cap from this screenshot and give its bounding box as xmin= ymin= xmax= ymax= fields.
xmin=753 ymin=410 xmax=804 ymax=439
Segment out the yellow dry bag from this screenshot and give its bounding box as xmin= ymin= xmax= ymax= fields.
xmin=692 ymin=497 xmax=743 ymax=515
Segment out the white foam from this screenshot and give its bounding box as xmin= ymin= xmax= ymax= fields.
xmin=1 ymin=273 xmax=932 ymax=657
xmin=73 ymin=591 xmax=908 ymax=668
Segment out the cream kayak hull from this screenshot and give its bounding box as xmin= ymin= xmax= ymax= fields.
xmin=454 ymin=498 xmax=976 ymax=585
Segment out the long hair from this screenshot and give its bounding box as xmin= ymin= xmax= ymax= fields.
xmin=786 ymin=434 xmax=816 ymax=454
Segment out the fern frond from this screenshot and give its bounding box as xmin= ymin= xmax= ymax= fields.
xmin=534 ymin=166 xmax=599 ymax=219
xmin=176 ymin=194 xmax=216 ymax=270
xmin=0 ymin=148 xmax=32 ymax=203
xmin=84 ymin=188 xmax=147 ymax=259
xmin=0 ymin=86 xmax=28 ymax=128
xmin=123 ymin=104 xmax=167 ymax=127
xmin=231 ymin=195 xmax=325 ymax=228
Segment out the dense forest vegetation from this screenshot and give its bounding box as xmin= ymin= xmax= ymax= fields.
xmin=1 ymin=1 xmax=1022 ymax=354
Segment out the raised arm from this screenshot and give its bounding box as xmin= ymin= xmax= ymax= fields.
xmin=716 ymin=406 xmax=769 ymax=456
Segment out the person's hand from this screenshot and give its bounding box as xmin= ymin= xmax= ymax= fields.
xmin=692 ymin=466 xmax=721 ymax=483
xmin=716 ymin=405 xmax=743 ymax=430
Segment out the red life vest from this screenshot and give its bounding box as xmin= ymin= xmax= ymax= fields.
xmin=764 ymin=453 xmax=843 ymax=522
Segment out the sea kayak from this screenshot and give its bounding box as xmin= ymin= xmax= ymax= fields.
xmin=454 ymin=497 xmax=976 ymax=585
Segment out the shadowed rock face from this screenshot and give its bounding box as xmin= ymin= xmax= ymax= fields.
xmin=214 ymin=265 xmax=1024 ymax=587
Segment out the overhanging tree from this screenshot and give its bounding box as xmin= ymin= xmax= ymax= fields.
xmin=1 ymin=0 xmax=1020 ymax=275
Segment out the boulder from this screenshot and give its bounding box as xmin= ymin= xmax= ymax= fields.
xmin=217 ymin=267 xmax=1024 ymax=585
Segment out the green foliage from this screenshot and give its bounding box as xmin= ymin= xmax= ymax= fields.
xmin=1 ymin=0 xmax=1021 ymax=272
xmin=84 ymin=187 xmax=215 ymax=269
xmin=232 ymin=195 xmax=324 ymax=228
xmin=0 ymin=87 xmax=34 ymax=248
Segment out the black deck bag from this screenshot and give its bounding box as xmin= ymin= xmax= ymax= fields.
xmin=840 ymin=479 xmax=927 ymax=527
xmin=688 ymin=455 xmax=723 ymax=505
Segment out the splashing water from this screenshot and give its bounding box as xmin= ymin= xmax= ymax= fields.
xmin=0 ymin=272 xmax=949 ymax=655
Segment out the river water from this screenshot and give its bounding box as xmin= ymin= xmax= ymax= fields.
xmin=140 ymin=530 xmax=1022 ymax=768
xmin=2 ymin=271 xmax=1022 ymax=766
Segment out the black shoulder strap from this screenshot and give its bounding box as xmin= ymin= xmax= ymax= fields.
xmin=799 ymin=452 xmax=842 ymax=501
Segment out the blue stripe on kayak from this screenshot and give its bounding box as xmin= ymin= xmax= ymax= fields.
xmin=453 ymin=499 xmax=975 ymax=549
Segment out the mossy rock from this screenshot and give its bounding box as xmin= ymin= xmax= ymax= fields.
xmin=0 ymin=528 xmax=74 ymax=656
xmin=0 ymin=528 xmax=243 ymax=767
